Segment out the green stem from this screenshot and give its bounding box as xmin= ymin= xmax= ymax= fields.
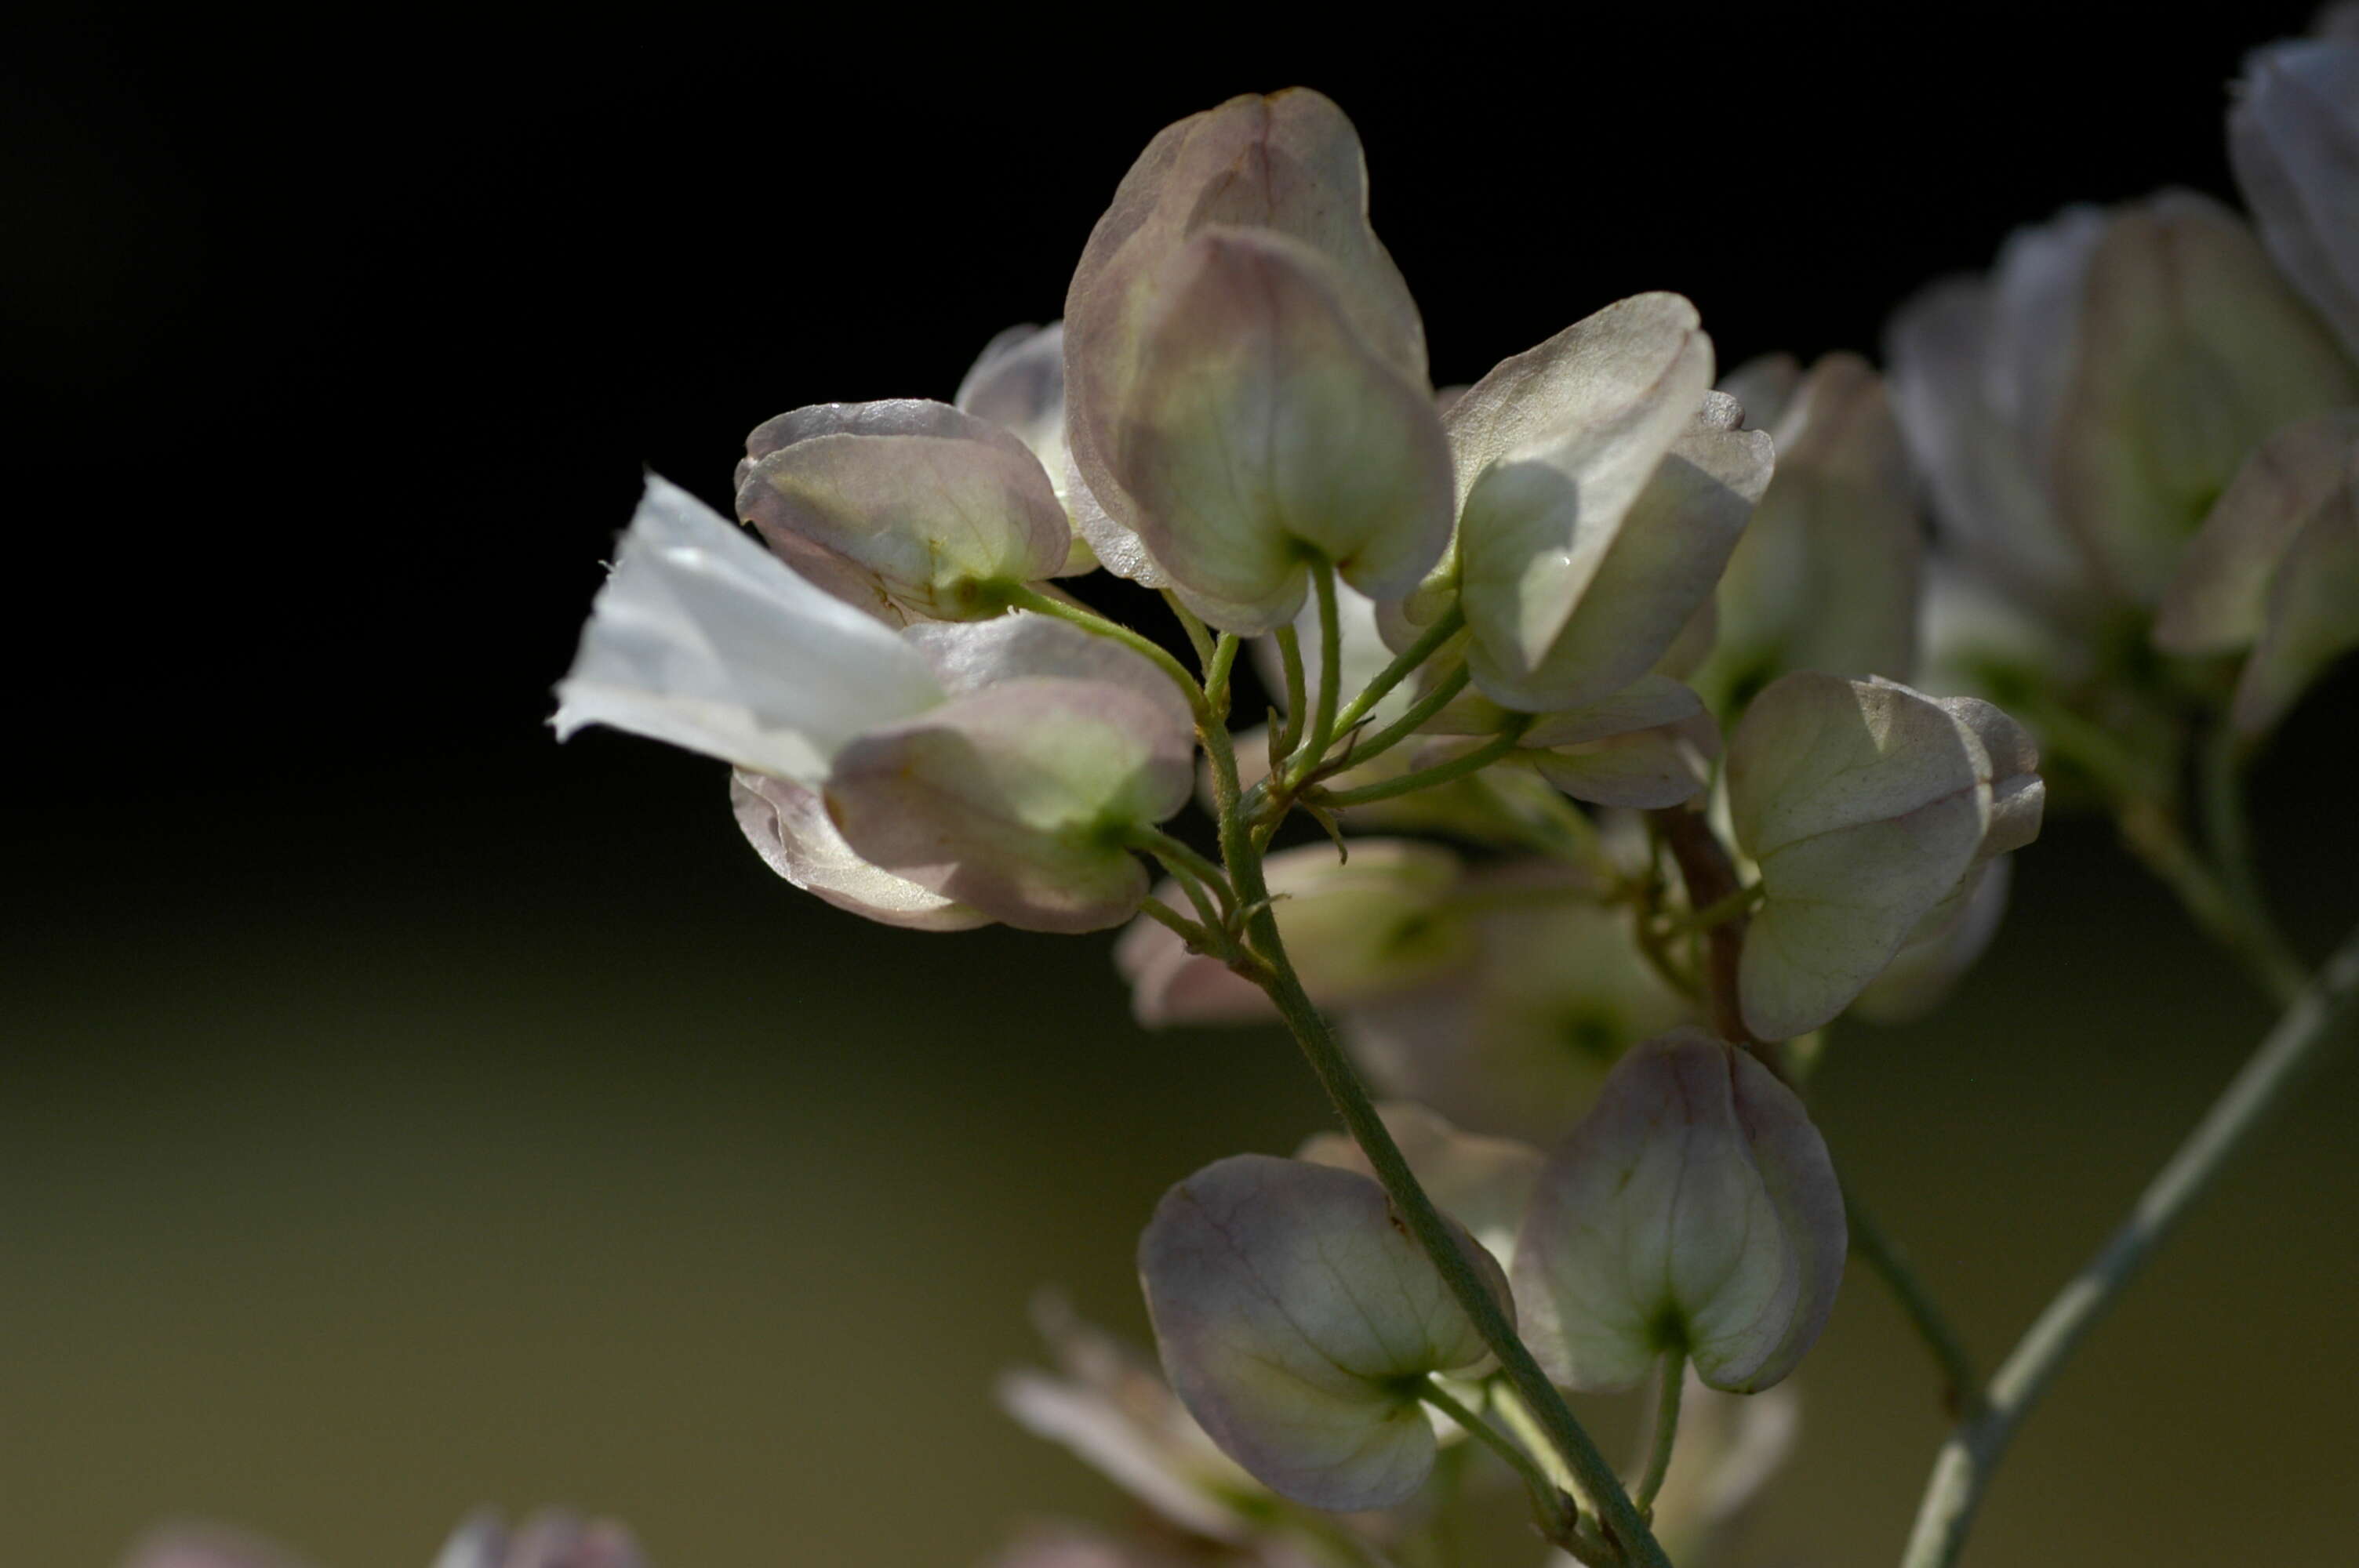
xmin=1274 ymin=623 xmax=1309 ymax=758
xmin=1127 ymin=826 xmax=1231 ymax=914
xmin=1287 ymin=557 xmax=1345 ymax=782
xmin=1325 ymin=603 xmax=1466 ymax=748
xmin=1632 ymin=1354 xmax=1685 ymax=1512
xmin=1201 ymin=714 xmax=1670 ymax=1568
xmin=1847 ymin=1187 xmax=1980 ymax=1417
xmin=1136 ymin=895 xmax=1216 ymax=954
xmin=1339 ymin=662 xmax=1470 ymax=775
xmin=1160 ymin=589 xmax=1216 ymax=672
xmin=1899 ymin=920 xmax=2359 ymax=1568
xmin=1004 ymin=586 xmax=1207 ymax=723
xmin=1317 ymin=728 xmax=1526 ymax=810
xmin=1416 ymin=1381 xmax=1573 ymax=1544
xmin=2200 ymin=724 xmax=2304 ymax=1000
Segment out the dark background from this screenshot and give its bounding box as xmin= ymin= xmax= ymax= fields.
xmin=8 ymin=9 xmax=2357 ymax=1566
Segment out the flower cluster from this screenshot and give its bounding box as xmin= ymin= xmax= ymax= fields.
xmin=516 ymin=9 xmax=2359 ymax=1566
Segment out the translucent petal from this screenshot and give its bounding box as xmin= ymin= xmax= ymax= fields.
xmin=1852 ymin=856 xmax=2015 ymax=1025
xmin=1727 ymin=674 xmax=1995 ymax=1040
xmin=2154 ymin=409 xmax=2359 ymax=653
xmin=736 ymin=399 xmax=1070 ymax=619
xmin=1510 ymin=1029 xmax=1845 ymax=1393
xmin=957 ymin=322 xmax=1100 ymax=576
xmin=1139 ymin=1153 xmax=1507 ymax=1511
xmin=2234 ymin=495 xmax=2359 ymax=735
xmin=1107 ymin=230 xmax=1454 ymax=630
xmin=730 ymin=769 xmax=987 ymax=931
xmin=2231 ymin=35 xmax=2359 ymax=361
xmin=553 ymin=476 xmax=946 ymax=784
xmin=1297 ymin=1103 xmax=1544 ymax=1272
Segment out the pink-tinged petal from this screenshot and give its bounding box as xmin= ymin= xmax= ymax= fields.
xmin=1115 ymin=892 xmax=1274 ymax=1026
xmin=1467 ymin=394 xmax=1768 ymax=711
xmin=1455 ymin=295 xmax=1718 ymax=672
xmin=553 ymin=476 xmax=946 ymax=785
xmin=1106 ymin=229 xmax=1454 ymax=630
xmin=1297 ymin=1103 xmax=1544 ymax=1272
xmin=2051 ymin=194 xmax=2358 ymax=602
xmin=827 ymin=678 xmax=1194 ymax=934
xmin=731 ymin=769 xmax=987 ymax=931
xmin=1519 ymin=675 xmax=1703 ymax=749
xmin=735 ymin=398 xmax=1070 ymax=619
xmin=1138 ymin=1154 xmax=1507 ymax=1511
xmin=1528 ymin=725 xmax=1710 ymax=810
xmin=1727 ymin=674 xmax=1994 ymax=1040
xmin=1700 ymin=354 xmax=1922 ymax=713
xmin=1510 ymin=1030 xmax=1845 ymax=1393
xmin=1066 ymin=92 xmax=1427 ymax=590
xmin=2155 ymin=410 xmax=2359 ymax=652
xmin=2231 ymin=35 xmax=2359 ymax=361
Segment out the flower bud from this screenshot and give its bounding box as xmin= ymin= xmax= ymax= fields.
xmin=1138 ymin=1154 xmax=1508 ymax=1511
xmin=2230 ymin=31 xmax=2359 ymax=361
xmin=2155 ymin=410 xmax=2359 ymax=735
xmin=1698 ymin=353 xmax=1923 ymax=715
xmin=554 ymin=477 xmax=947 ymax=786
xmin=735 ymin=399 xmax=1071 ymax=621
xmin=1449 ymin=297 xmax=1768 ymax=710
xmin=1510 ymin=1029 xmax=1845 ymax=1393
xmin=1296 ymin=1102 xmax=1543 ymax=1272
xmin=1064 ymin=90 xmax=1428 ymax=603
xmin=1100 ymin=228 xmax=1455 ymax=630
xmin=1727 ymin=673 xmax=2039 ymax=1040
xmin=1115 ymin=840 xmax=1472 ymax=1026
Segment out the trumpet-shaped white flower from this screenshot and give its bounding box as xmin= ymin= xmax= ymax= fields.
xmin=554 ymin=476 xmax=946 ymax=785
xmin=559 ymin=479 xmax=1195 ymax=932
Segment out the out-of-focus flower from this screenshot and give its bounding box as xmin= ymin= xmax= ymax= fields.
xmin=1445 ymin=300 xmax=1772 ymax=713
xmin=432 ymin=1511 xmax=646 ymax=1568
xmin=1115 ymin=840 xmax=1473 ymax=1025
xmin=2154 ymin=410 xmax=2359 ymax=736
xmin=558 ymin=481 xmax=1195 ymax=932
xmin=1888 ymin=194 xmax=2357 ymax=613
xmin=1340 ymin=866 xmax=1693 ymax=1145
xmin=1726 ymin=673 xmax=2041 ymax=1040
xmin=122 ymin=1526 xmax=314 ymax=1568
xmin=1063 ymin=92 xmax=1448 ymax=630
xmin=734 ymin=400 xmax=1075 ymax=622
xmin=1138 ymin=1154 xmax=1507 ymax=1511
xmin=2231 ymin=24 xmax=2359 ymax=361
xmin=1697 ymin=353 xmax=1922 ymax=717
xmin=1419 ymin=675 xmax=1717 ymax=810
xmin=1544 ymin=1374 xmax=1801 ymax=1568
xmin=1296 ymin=1102 xmax=1543 ymax=1271
xmin=999 ymin=1294 xmax=1274 ymax=1544
xmin=1511 ymin=1029 xmax=1845 ymax=1394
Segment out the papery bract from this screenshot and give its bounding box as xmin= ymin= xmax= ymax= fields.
xmin=2231 ymin=31 xmax=2359 ymax=361
xmin=1727 ymin=673 xmax=2039 ymax=1040
xmin=735 ymin=399 xmax=1072 ymax=621
xmin=1116 ymin=840 xmax=1471 ymax=1025
xmin=1450 ymin=297 xmax=1767 ymax=701
xmin=1698 ymin=353 xmax=1922 ymax=715
xmin=553 ymin=477 xmax=946 ymax=786
xmin=1296 ymin=1102 xmax=1543 ymax=1271
xmin=1138 ymin=1153 xmax=1507 ymax=1511
xmin=731 ymin=769 xmax=986 ymax=931
xmin=1510 ymin=1029 xmax=1845 ymax=1393
xmin=826 ymin=615 xmax=1198 ymax=934
xmin=1104 ymin=228 xmax=1454 ymax=630
xmin=1064 ymin=90 xmax=1427 ymax=602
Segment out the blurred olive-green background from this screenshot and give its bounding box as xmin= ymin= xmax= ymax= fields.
xmin=8 ymin=731 xmax=2355 ymax=1566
